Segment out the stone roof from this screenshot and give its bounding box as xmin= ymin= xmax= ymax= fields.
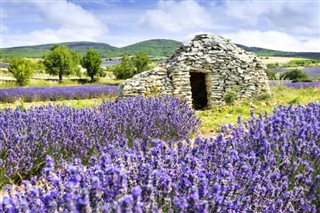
xmin=163 ymin=34 xmax=266 ymax=72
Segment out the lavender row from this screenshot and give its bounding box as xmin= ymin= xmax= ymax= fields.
xmin=0 ymin=86 xmax=118 ymax=103
xmin=1 ymin=103 xmax=319 ymax=212
xmin=269 ymin=80 xmax=320 ymax=89
xmin=270 ymin=67 xmax=320 ymax=78
xmin=0 ymin=96 xmax=200 ymax=188
xmin=283 ymin=81 xmax=320 ymax=89
xmin=303 ymin=66 xmax=320 ymax=77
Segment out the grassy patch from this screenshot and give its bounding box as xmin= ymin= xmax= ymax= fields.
xmin=197 ymin=85 xmax=320 ymax=136
xmin=0 ymin=98 xmax=110 ymax=111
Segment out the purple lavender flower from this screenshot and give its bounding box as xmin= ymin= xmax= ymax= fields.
xmin=0 ymin=85 xmax=117 ymax=103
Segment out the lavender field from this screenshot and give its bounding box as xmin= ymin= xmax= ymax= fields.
xmin=0 ymin=96 xmax=319 ymax=212
xmin=269 ymin=81 xmax=320 ymax=89
xmin=0 ymin=86 xmax=118 ymax=103
xmin=302 ymin=66 xmax=320 ymax=78
xmin=270 ymin=66 xmax=320 ymax=78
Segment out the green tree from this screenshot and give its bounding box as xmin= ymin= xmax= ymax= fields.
xmin=8 ymin=58 xmax=34 ymax=86
xmin=113 ymin=55 xmax=135 ymax=79
xmin=81 ymin=49 xmax=102 ymax=82
xmin=43 ymin=45 xmax=81 ymax=82
xmin=132 ymin=51 xmax=151 ymax=74
xmin=70 ymin=50 xmax=82 ymax=77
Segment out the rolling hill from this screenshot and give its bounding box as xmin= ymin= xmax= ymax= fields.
xmin=236 ymin=44 xmax=320 ymax=59
xmin=1 ymin=41 xmax=117 ymax=58
xmin=1 ymin=39 xmax=319 ymax=59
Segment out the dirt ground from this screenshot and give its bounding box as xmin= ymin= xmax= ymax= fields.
xmin=260 ymin=57 xmax=294 ymax=65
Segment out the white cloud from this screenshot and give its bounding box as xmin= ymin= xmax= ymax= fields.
xmin=32 ymin=1 xmax=106 ymax=30
xmin=224 ymin=0 xmax=319 ymax=34
xmin=3 ymin=1 xmax=107 ymax=47
xmin=139 ymin=0 xmax=212 ymax=32
xmin=223 ymin=30 xmax=320 ymax=52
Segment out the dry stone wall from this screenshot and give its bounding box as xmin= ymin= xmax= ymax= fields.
xmin=117 ymin=34 xmax=270 ymax=108
xmin=117 ymin=66 xmax=174 ymax=97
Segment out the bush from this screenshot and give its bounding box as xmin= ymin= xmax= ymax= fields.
xmin=256 ymin=92 xmax=272 ymax=101
xmin=8 ymin=58 xmax=34 ymax=86
xmin=223 ymin=86 xmax=240 ymax=105
xmin=280 ymin=69 xmax=310 ymax=82
xmin=266 ymin=62 xmax=279 ymax=68
xmin=223 ymin=90 xmax=237 ymax=105
xmin=112 ymin=55 xmax=135 ymax=79
xmin=265 ymin=69 xmax=278 ymax=80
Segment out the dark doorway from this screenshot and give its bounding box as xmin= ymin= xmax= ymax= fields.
xmin=190 ymin=72 xmax=208 ymax=110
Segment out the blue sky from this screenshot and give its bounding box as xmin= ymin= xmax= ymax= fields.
xmin=1 ymin=0 xmax=319 ymax=52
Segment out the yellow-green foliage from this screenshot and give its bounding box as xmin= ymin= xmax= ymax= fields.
xmin=286 ymin=58 xmax=320 ymax=67
xmin=197 ymin=85 xmax=320 ymax=136
xmin=8 ymin=58 xmax=34 ymax=86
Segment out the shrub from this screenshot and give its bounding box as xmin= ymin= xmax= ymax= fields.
xmin=256 ymin=92 xmax=272 ymax=101
xmin=223 ymin=86 xmax=240 ymax=105
xmin=280 ymin=69 xmax=310 ymax=82
xmin=8 ymin=58 xmax=34 ymax=86
xmin=112 ymin=55 xmax=135 ymax=79
xmin=265 ymin=69 xmax=278 ymax=80
xmin=266 ymin=62 xmax=279 ymax=68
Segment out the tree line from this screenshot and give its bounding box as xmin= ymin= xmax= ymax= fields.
xmin=7 ymin=45 xmax=151 ymax=86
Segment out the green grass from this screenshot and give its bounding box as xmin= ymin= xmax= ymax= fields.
xmin=197 ymin=85 xmax=320 ymax=136
xmin=286 ymin=58 xmax=320 ymax=67
xmin=0 ymin=98 xmax=109 ymax=111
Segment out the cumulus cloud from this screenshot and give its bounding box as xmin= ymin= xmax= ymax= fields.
xmin=32 ymin=1 xmax=106 ymax=30
xmin=223 ymin=30 xmax=320 ymax=52
xmin=139 ymin=0 xmax=212 ymax=32
xmin=3 ymin=0 xmax=107 ymax=47
xmin=224 ymin=0 xmax=319 ymax=34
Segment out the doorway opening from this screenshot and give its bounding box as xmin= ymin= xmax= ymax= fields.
xmin=190 ymin=72 xmax=208 ymax=110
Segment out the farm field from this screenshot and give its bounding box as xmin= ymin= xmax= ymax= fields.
xmin=0 ymin=91 xmax=319 ymax=211
xmin=1 ymin=0 xmax=319 ymax=211
xmin=260 ymin=56 xmax=294 ymax=65
xmin=0 ymin=56 xmax=320 ymax=212
xmin=0 ymin=85 xmax=117 ymax=103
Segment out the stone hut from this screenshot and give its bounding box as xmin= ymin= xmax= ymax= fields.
xmin=117 ymin=34 xmax=270 ymax=109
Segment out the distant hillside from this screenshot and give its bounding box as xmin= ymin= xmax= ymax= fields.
xmin=236 ymin=44 xmax=320 ymax=59
xmin=1 ymin=42 xmax=117 ymax=58
xmin=111 ymin=39 xmax=182 ymax=57
xmin=1 ymin=39 xmax=319 ymax=59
